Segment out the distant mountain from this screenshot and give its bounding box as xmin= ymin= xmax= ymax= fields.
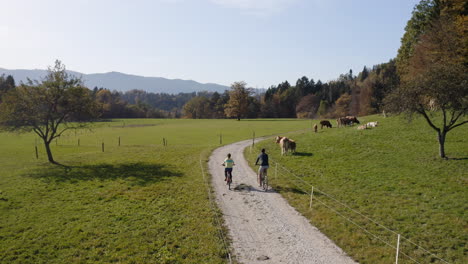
xmin=0 ymin=68 xmax=231 ymax=94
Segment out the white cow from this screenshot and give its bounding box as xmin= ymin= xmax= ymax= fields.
xmin=367 ymin=121 xmax=379 ymax=128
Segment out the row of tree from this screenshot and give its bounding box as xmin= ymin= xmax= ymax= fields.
xmin=180 ymin=60 xmax=399 ymax=120
xmin=0 ymin=0 xmax=465 ymax=162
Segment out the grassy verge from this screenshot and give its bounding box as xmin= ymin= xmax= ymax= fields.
xmin=245 ymin=115 xmax=467 ymax=264
xmin=0 ymin=119 xmax=311 ymax=263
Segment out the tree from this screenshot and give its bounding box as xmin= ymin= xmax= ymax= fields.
xmin=396 ymin=0 xmax=440 ymax=76
xmin=317 ymin=100 xmax=329 ymax=117
xmin=0 ymin=74 xmax=15 ymax=102
xmin=224 ymin=81 xmax=251 ymax=121
xmin=209 ymin=92 xmax=227 ymax=118
xmin=295 ymin=93 xmax=320 ymax=118
xmin=334 ymin=93 xmax=352 ymax=117
xmin=0 ymin=60 xmax=98 ymax=164
xmin=386 ymin=0 xmax=468 ymax=158
xmin=360 ymin=66 xmax=369 ymax=81
xmin=182 ymin=96 xmax=211 ymax=118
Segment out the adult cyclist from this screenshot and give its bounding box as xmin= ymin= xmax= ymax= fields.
xmin=255 ymin=148 xmax=269 ymax=187
xmin=222 ymin=153 xmax=235 ymax=183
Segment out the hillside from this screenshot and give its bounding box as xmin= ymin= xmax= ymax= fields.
xmin=245 ymin=115 xmax=467 ymax=264
xmin=0 ymin=68 xmax=230 ymax=94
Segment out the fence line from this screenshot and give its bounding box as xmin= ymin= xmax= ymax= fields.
xmin=264 ymin=154 xmax=450 ymax=264
xmin=37 ymin=128 xmax=450 ymax=263
xmin=199 ymin=156 xmax=232 ymax=264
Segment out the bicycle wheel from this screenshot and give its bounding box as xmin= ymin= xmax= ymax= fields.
xmin=227 ymin=172 xmax=232 ymax=190
xmin=263 ymin=175 xmax=268 ymax=191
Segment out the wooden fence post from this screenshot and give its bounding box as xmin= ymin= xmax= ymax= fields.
xmin=275 ymin=163 xmax=278 ymax=179
xmin=309 ymin=186 xmax=314 ymax=208
xmin=35 ymin=146 xmax=39 ymax=159
xmin=102 ymin=142 xmax=104 ymax=152
xmin=118 ymin=136 xmax=121 ymax=146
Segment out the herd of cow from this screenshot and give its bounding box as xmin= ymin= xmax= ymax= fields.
xmin=317 ymin=116 xmax=379 ymax=131
xmin=275 ymin=116 xmax=380 ymax=155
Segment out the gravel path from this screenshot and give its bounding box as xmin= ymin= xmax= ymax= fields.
xmin=209 ymin=139 xmax=358 ymax=264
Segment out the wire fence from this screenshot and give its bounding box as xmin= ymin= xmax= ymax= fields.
xmin=199 ymin=155 xmax=233 ymax=263
xmin=262 ymin=153 xmax=451 ymax=264
xmin=32 ymin=127 xmax=454 ymax=264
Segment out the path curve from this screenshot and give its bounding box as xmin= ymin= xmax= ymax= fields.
xmin=209 ymin=139 xmax=357 ymax=264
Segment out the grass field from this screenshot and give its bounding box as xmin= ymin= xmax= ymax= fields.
xmin=0 ymin=119 xmax=311 ymax=264
xmin=245 ymin=115 xmax=467 ymax=264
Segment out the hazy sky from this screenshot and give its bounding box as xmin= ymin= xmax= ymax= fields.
xmin=0 ymin=0 xmax=420 ymax=87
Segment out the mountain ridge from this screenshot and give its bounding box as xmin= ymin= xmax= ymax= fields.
xmin=0 ymin=68 xmax=231 ymax=94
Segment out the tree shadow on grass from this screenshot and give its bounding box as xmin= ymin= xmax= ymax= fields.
xmin=292 ymin=152 xmax=313 ymax=157
xmin=25 ymin=163 xmax=182 ymax=186
xmin=448 ymin=156 xmax=468 ymax=161
xmin=274 ymin=185 xmax=325 ymax=198
xmin=274 ymin=185 xmax=308 ymax=195
xmin=241 ymin=119 xmax=305 ymax=122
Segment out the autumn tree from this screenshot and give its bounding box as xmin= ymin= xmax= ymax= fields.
xmin=334 ymin=93 xmax=352 ymax=117
xmin=0 ymin=74 xmax=15 ymax=102
xmin=0 ymin=60 xmax=98 ymax=164
xmin=182 ymin=96 xmax=211 ymax=118
xmin=317 ymin=100 xmax=329 ymax=118
xmin=296 ymin=94 xmax=320 ymax=118
xmin=386 ymin=0 xmax=468 ymax=158
xmin=224 ymin=81 xmax=251 ymax=121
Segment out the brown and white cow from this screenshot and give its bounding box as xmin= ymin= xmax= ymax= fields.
xmin=275 ymin=136 xmax=289 ymax=155
xmin=337 ymin=116 xmax=360 ymax=127
xmin=275 ymin=136 xmax=294 ymax=155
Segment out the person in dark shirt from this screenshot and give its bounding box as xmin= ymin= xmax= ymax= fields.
xmin=255 ymin=148 xmax=269 ymax=187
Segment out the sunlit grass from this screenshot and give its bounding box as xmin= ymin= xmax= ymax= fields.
xmin=245 ymin=115 xmax=467 ymax=264
xmin=0 ymin=118 xmax=311 ymax=263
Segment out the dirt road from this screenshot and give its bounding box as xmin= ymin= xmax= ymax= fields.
xmin=208 ymin=139 xmax=357 ymax=264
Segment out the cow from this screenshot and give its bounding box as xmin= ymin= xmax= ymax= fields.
xmin=345 ymin=116 xmax=360 ymax=125
xmin=357 ymin=124 xmax=367 ymax=130
xmin=367 ymin=121 xmax=379 ymax=128
xmin=337 ymin=116 xmax=360 ymax=127
xmin=336 ymin=117 xmax=346 ymax=127
xmin=320 ymin=120 xmax=332 ymax=129
xmin=313 ymin=124 xmax=318 ymax=133
xmin=289 ymin=139 xmax=296 ymax=153
xmin=275 ymin=136 xmax=291 ymax=155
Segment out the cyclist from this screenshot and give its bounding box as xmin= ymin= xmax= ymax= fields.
xmin=222 ymin=153 xmax=235 ymax=183
xmin=255 ymin=148 xmax=269 ymax=187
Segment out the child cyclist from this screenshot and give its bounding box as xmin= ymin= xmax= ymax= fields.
xmin=222 ymin=153 xmax=235 ymax=183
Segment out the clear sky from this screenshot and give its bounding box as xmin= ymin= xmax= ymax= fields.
xmin=0 ymin=0 xmax=420 ymax=88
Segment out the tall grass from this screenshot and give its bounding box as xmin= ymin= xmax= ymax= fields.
xmin=245 ymin=115 xmax=467 ymax=264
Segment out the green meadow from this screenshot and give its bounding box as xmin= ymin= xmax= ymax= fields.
xmin=0 ymin=119 xmax=310 ymax=264
xmin=1 ymin=117 xmax=466 ymax=264
xmin=246 ymin=115 xmax=467 ymax=264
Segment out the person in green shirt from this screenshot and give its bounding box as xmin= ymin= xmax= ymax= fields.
xmin=222 ymin=153 xmax=235 ymax=182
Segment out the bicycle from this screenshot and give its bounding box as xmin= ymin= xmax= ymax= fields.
xmin=226 ymin=170 xmax=233 ymax=190
xmin=259 ymin=167 xmax=268 ymax=191
xmin=222 ymin=164 xmax=234 ymax=190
